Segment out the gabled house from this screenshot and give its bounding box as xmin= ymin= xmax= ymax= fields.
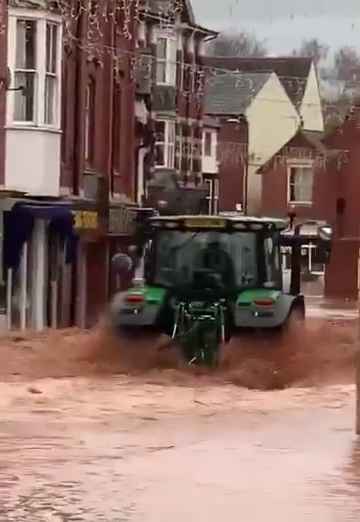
xmin=204 ymin=70 xmax=300 ymax=214
xmin=203 ymin=56 xmax=324 ymax=133
xmin=259 ymin=129 xmax=339 ymax=223
xmin=257 ymin=121 xmax=356 ymax=299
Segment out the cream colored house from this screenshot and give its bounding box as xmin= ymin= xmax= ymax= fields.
xmin=203 ymin=57 xmax=324 ymax=214
xmin=205 ymin=71 xmax=300 ymax=213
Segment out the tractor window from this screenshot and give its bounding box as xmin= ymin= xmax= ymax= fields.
xmin=263 ymin=234 xmax=282 ymax=289
xmin=153 ymin=230 xmax=258 ymax=289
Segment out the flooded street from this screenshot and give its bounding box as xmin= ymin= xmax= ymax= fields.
xmin=0 ymin=308 xmax=359 ymax=521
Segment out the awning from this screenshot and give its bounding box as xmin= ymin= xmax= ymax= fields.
xmin=4 ymin=202 xmax=78 ymax=270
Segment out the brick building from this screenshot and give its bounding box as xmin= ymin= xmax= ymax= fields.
xmin=135 ymin=0 xmax=217 ymax=213
xmin=258 ymin=121 xmax=360 ymax=299
xmin=0 ymin=1 xmax=140 ymax=331
xmin=323 ymin=106 xmax=360 ymax=299
xmin=260 ymin=129 xmax=340 ymax=224
xmin=60 ymin=1 xmax=139 ymax=326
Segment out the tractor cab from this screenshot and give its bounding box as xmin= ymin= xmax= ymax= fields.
xmin=142 ymin=215 xmax=286 ymax=298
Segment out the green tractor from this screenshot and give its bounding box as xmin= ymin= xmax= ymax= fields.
xmin=109 ymin=213 xmax=332 ymax=368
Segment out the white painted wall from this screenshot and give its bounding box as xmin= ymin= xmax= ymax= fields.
xmin=5 ymin=129 xmax=61 ymax=196
xmin=30 ymin=220 xmax=48 ymax=331
xmin=202 ymin=127 xmax=218 ymax=174
xmin=300 ymin=63 xmax=324 ymax=132
xmin=245 ymin=72 xmax=300 ymax=214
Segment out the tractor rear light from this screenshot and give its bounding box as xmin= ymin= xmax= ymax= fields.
xmin=254 ymin=299 xmax=274 ymax=306
xmin=126 ymin=294 xmax=145 ymax=304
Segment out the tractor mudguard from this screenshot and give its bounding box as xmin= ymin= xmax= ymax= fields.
xmin=232 ymin=289 xmax=304 ymax=329
xmin=109 ymin=286 xmax=168 ymax=329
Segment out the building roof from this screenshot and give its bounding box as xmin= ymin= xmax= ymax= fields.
xmin=258 ymin=128 xmax=346 ymax=174
xmin=204 ymin=72 xmax=271 ymax=115
xmin=301 ymin=130 xmax=327 ymax=155
xmin=146 ymin=0 xmax=217 ymax=35
xmin=203 ymin=115 xmax=220 ymax=128
xmin=203 ymin=56 xmax=313 ymax=108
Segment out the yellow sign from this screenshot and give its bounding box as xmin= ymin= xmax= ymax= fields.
xmin=74 ymin=210 xmax=98 ymax=230
xmin=185 ymin=217 xmax=226 ymax=229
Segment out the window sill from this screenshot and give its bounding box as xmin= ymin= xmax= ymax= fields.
xmin=6 ymin=124 xmax=62 ymax=134
xmin=155 ymin=82 xmax=176 ymax=88
xmin=288 ymin=201 xmax=313 ymax=207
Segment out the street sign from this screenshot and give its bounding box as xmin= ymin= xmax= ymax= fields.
xmin=73 ymin=210 xmax=98 ymax=230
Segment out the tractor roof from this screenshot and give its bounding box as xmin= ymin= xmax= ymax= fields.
xmin=149 ymin=214 xmax=287 ymax=231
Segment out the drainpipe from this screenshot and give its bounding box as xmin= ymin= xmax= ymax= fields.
xmin=107 ymin=18 xmax=115 ymax=202
xmin=242 ymin=116 xmax=249 ymax=215
xmin=72 ymin=10 xmax=85 ymax=196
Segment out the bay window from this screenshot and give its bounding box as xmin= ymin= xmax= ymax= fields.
xmin=288 ymin=166 xmax=314 ymax=204
xmin=155 ymin=120 xmax=175 ymax=168
xmin=8 ymin=11 xmax=61 ymax=128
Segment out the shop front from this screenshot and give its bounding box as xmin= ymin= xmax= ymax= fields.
xmin=3 ymin=200 xmax=77 ymax=331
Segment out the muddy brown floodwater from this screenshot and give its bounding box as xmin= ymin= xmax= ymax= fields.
xmin=0 ymin=311 xmax=359 ymax=521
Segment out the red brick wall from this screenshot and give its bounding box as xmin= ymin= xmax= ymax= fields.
xmin=260 ymin=130 xmax=339 ymax=223
xmin=322 ymin=110 xmax=360 ymax=298
xmin=61 ymin=7 xmax=136 ymax=199
xmin=261 ymin=161 xmax=338 ymax=223
xmin=217 ymin=118 xmax=248 ymax=212
xmin=0 ymin=0 xmax=7 ymax=186
xmin=325 ymin=238 xmax=359 ymax=300
xmin=325 ymin=111 xmax=360 ymax=238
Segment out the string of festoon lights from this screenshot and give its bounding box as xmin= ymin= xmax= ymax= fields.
xmin=0 ymin=0 xmax=6 ymax=36
xmin=0 ymin=0 xmax=183 ymax=37
xmin=48 ymin=26 xmax=324 ymax=111
xmin=0 ymin=0 xmax=357 ymax=116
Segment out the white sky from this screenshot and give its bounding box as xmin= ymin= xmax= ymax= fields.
xmin=192 ymin=0 xmax=360 ymax=54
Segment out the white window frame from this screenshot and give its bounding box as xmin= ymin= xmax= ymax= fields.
xmin=204 ymin=177 xmax=219 ymax=215
xmin=175 ymin=122 xmax=183 ymax=173
xmin=156 ymin=31 xmax=177 ymax=86
xmin=13 ymin=19 xmax=37 ymax=124
xmin=7 ymin=8 xmax=62 ymax=130
xmin=287 ymin=163 xmax=314 ymax=205
xmin=155 ymin=119 xmax=175 ymax=169
xmin=44 ymin=22 xmax=59 ymax=126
